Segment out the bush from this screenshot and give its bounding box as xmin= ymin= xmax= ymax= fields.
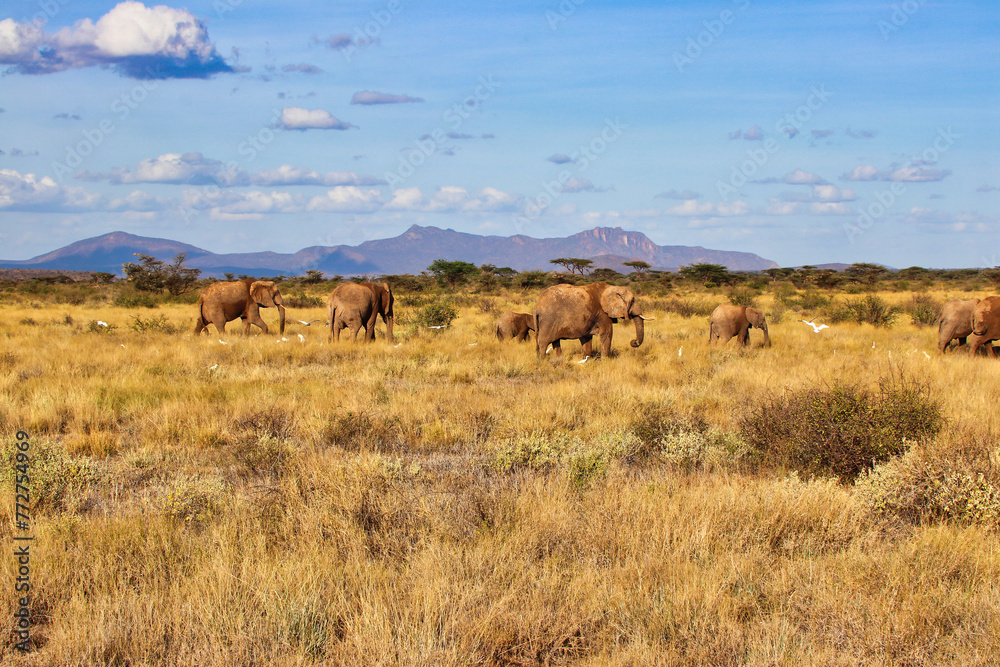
xmin=86 ymin=320 xmax=118 ymax=334
xmin=284 ymin=294 xmax=324 ymax=308
xmin=907 ymin=294 xmax=941 ymax=327
xmin=652 ymin=297 xmax=716 ymax=318
xmin=843 ymin=294 xmax=900 ymax=327
xmin=727 ymin=288 xmax=759 ymax=308
xmin=418 ymin=301 xmax=458 ymax=329
xmin=857 ymin=440 xmax=1000 ymax=526
xmin=739 ymin=375 xmax=943 ymax=481
xmin=128 ymin=314 xmax=178 ymax=334
xmin=114 ymin=291 xmax=158 ymax=308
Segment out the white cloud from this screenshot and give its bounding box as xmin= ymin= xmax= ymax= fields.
xmin=765 ymin=199 xmax=854 ymax=216
xmin=842 ymin=164 xmax=951 ymax=182
xmin=560 ymin=178 xmax=613 ymax=194
xmin=780 ymin=185 xmax=857 ymax=203
xmin=0 ymin=2 xmax=233 ymax=78
xmin=250 ymin=165 xmax=383 ymax=187
xmin=278 ymin=107 xmax=355 ymax=130
xmin=384 ymin=186 xmax=522 ymax=213
xmin=306 ymin=187 xmax=384 ymax=213
xmin=655 ymin=189 xmax=700 ymax=200
xmin=0 ymin=169 xmax=103 ymax=211
xmin=663 ymin=199 xmax=750 ymax=217
xmin=78 ymin=152 xmax=245 ymax=186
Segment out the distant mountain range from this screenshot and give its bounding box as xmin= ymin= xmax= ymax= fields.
xmin=0 ymin=226 xmax=779 ymax=277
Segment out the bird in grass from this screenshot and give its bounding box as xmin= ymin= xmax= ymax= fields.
xmin=96 ymin=320 xmax=109 ymax=327
xmin=427 ymin=325 xmax=450 ymax=330
xmin=297 ymin=334 xmax=305 ymax=343
xmin=209 ymin=364 xmax=218 ymax=371
xmin=468 ymin=342 xmax=478 ymax=346
xmin=799 ymin=319 xmax=829 ymax=333
xmin=297 ymin=319 xmax=322 ymax=326
xmin=577 ymin=356 xmax=589 ymax=364
xmin=678 ymin=346 xmax=683 ymax=357
xmin=872 ymin=341 xmax=876 ymax=349
xmin=923 ymin=351 xmax=931 ymax=360
xmin=218 ymin=339 xmax=228 ymax=345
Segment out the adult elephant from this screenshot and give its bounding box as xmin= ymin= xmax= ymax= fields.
xmin=495 ymin=311 xmax=535 ymax=342
xmin=968 ymin=296 xmax=1000 ymax=357
xmin=533 ymin=282 xmax=645 ymax=358
xmin=194 ymin=278 xmax=285 ymax=335
xmin=327 ymin=282 xmax=395 ymax=342
xmin=709 ymin=304 xmax=770 ymax=347
xmin=937 ymin=298 xmax=978 ymax=353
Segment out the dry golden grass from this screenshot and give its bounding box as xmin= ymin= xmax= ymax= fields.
xmin=1 ymin=288 xmax=999 ymax=665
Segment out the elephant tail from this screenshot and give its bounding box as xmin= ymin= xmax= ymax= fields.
xmin=194 ymin=298 xmax=208 ymax=334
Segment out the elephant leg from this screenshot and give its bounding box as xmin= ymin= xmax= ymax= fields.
xmin=551 ymin=340 xmax=563 ymax=357
xmin=969 ymin=335 xmax=985 ymax=356
xmin=245 ymin=310 xmax=268 ymax=335
xmin=579 ymin=336 xmax=593 ymax=357
xmin=957 ymin=336 xmax=967 ymax=348
xmin=364 ymin=310 xmax=379 ymax=342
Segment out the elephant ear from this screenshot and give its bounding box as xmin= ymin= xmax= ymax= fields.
xmin=600 ymin=286 xmax=631 ymax=320
xmin=746 ymin=307 xmax=766 ymax=328
xmin=250 ymin=281 xmax=276 ymax=307
xmin=381 ymin=283 xmax=394 ymax=314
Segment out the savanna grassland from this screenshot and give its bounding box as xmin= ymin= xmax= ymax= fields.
xmin=1 ymin=271 xmax=1000 ymax=666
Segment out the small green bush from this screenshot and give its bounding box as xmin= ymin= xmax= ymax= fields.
xmin=906 ymin=294 xmax=941 ymax=327
xmin=86 ymin=320 xmax=118 ymax=334
xmin=418 ymin=301 xmax=458 ymax=329
xmin=727 ymin=288 xmax=759 ymax=308
xmin=857 ymin=444 xmax=1000 ymax=526
xmin=128 ymin=313 xmax=178 ymax=334
xmin=739 ymin=375 xmax=943 ymax=481
xmin=844 ymin=294 xmax=900 ymax=327
xmin=114 ymin=291 xmax=158 ymax=308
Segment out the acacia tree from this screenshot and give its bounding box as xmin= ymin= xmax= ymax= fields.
xmin=122 ymin=253 xmax=201 ymax=295
xmin=679 ymin=263 xmax=732 ymax=286
xmin=623 ymin=260 xmax=651 ymax=276
xmin=845 ymin=262 xmax=888 ymax=286
xmin=549 ymin=257 xmax=593 ymax=274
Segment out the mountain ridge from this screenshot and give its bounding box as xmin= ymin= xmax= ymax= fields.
xmin=0 ymin=226 xmax=779 ymax=276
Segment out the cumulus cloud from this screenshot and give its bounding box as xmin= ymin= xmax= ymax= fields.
xmin=976 ymin=185 xmax=999 ymax=193
xmin=77 ymin=152 xmax=244 ymax=186
xmin=385 ymin=186 xmax=521 ymax=213
xmin=0 ymin=169 xmax=103 ymax=211
xmin=0 ymin=2 xmax=233 ymax=79
xmin=305 ymin=187 xmax=384 ymax=213
xmin=53 ymin=112 xmax=82 ymax=120
xmin=662 ymin=199 xmax=750 ymax=217
xmin=278 ymin=107 xmax=355 ymax=130
xmin=842 ymin=164 xmax=952 ymax=182
xmin=249 ymin=165 xmax=384 ymax=187
xmin=350 ymin=90 xmax=424 ymax=105
xmin=319 ymin=33 xmax=376 ymax=51
xmin=547 ymin=154 xmax=574 ymax=164
xmin=903 ymin=207 xmax=996 ymax=233
xmin=729 ymin=126 xmax=763 ymax=141
xmin=751 ymin=169 xmax=827 ymax=185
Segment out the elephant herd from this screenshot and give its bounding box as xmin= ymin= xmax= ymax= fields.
xmin=193 ymin=278 xmax=992 ymax=359
xmin=937 ymin=297 xmax=1000 ymax=356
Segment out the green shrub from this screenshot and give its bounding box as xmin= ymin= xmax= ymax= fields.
xmin=727 ymin=288 xmax=759 ymax=308
xmin=418 ymin=301 xmax=459 ymax=329
xmin=114 ymin=291 xmax=158 ymax=308
xmin=844 ymin=294 xmax=899 ymax=327
xmin=128 ymin=313 xmax=178 ymax=334
xmin=739 ymin=375 xmax=943 ymax=481
xmin=906 ymin=294 xmax=941 ymax=327
xmin=86 ymin=320 xmax=118 ymax=334
xmin=857 ymin=444 xmax=1000 ymax=526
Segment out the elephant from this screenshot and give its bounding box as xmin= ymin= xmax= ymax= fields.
xmin=968 ymin=296 xmax=1000 ymax=357
xmin=937 ymin=298 xmax=978 ymax=353
xmin=533 ymin=282 xmax=645 ymax=358
xmin=495 ymin=311 xmax=535 ymax=342
xmin=709 ymin=304 xmax=770 ymax=347
xmin=194 ymin=278 xmax=285 ymax=335
xmin=327 ymin=282 xmax=395 ymax=342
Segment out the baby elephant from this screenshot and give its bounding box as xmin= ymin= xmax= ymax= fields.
xmin=709 ymin=304 xmax=771 ymax=347
xmin=495 ymin=311 xmax=535 ymax=342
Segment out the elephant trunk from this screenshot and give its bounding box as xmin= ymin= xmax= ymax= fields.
xmin=385 ymin=315 xmax=395 ymax=342
xmin=630 ymin=315 xmax=644 ymax=348
xmin=277 ymin=302 xmax=286 ymax=335
xmin=762 ymin=325 xmax=771 ymax=347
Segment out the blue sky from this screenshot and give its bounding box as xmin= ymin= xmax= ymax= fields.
xmin=0 ymin=0 xmax=997 ymax=268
